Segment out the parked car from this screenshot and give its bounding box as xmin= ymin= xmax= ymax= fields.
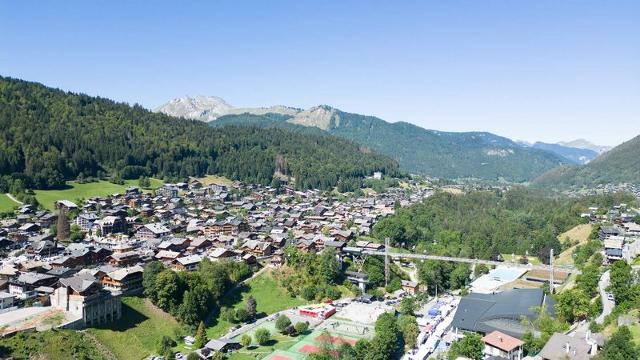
xmin=606 ymin=293 xmax=615 ymax=301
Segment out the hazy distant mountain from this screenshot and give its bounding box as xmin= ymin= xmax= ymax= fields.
xmin=176 ymin=97 xmax=570 ymax=182
xmin=155 ymin=96 xmax=299 ymax=121
xmin=534 ymin=135 xmax=640 ymax=188
xmin=531 ymin=142 xmax=599 ymax=164
xmin=558 ymin=139 xmax=612 ymax=154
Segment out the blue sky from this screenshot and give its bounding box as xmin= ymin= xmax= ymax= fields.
xmin=1 ymin=1 xmax=638 ymax=146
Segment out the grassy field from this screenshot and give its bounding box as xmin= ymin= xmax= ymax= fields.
xmin=556 ymin=224 xmax=594 ymax=265
xmin=195 ymin=175 xmax=233 ymax=186
xmin=89 ymin=296 xmax=184 ymax=360
xmin=34 ymin=178 xmax=163 ymax=210
xmin=206 ymin=270 xmax=308 ymax=339
xmin=0 ymin=329 xmax=112 ymax=360
xmin=0 ymin=194 xmax=20 ymax=213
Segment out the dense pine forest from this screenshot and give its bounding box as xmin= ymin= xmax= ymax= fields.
xmin=0 ymin=77 xmax=398 ymax=193
xmin=372 ymin=187 xmax=637 ymax=262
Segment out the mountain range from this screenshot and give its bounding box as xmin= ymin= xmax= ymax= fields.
xmin=158 ymin=96 xmax=577 ymax=182
xmin=530 ymin=142 xmax=599 ymax=164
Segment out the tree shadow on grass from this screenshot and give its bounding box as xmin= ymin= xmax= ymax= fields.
xmin=206 ymin=283 xmax=251 ymax=328
xmin=92 ymin=301 xmax=149 ymax=332
xmin=263 ymin=339 xmax=278 ymax=347
xmin=220 ymin=283 xmax=250 ymax=307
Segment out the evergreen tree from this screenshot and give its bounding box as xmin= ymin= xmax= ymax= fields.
xmin=193 ymin=321 xmax=207 ymax=349
xmin=246 ymin=296 xmax=257 ymax=320
xmin=601 ymin=326 xmax=640 ymax=360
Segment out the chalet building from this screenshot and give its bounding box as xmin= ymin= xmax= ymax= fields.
xmin=158 ymin=237 xmax=190 ymax=252
xmin=55 ymin=200 xmax=79 ymax=211
xmin=136 ymin=223 xmax=171 ymax=240
xmin=156 ymin=184 xmax=179 ymax=198
xmin=297 ymin=239 xmax=317 ymax=253
xmin=107 ymin=251 xmax=141 ymax=267
xmin=599 ymin=226 xmax=621 ymax=240
xmin=209 ymin=247 xmax=236 ymax=261
xmin=101 ymin=266 xmax=144 ymax=294
xmin=331 ymin=230 xmax=353 ymax=242
xmin=76 ymin=213 xmax=98 ymax=232
xmin=203 ymin=221 xmax=224 ymax=238
xmin=9 ymin=272 xmax=57 ymax=299
xmin=173 ymin=254 xmax=203 ymax=271
xmin=481 ymin=331 xmax=524 ymax=360
xmin=155 ymin=250 xmax=180 ymax=263
xmin=240 ymin=240 xmax=273 ymax=257
xmin=223 ymin=219 xmax=250 ymax=235
xmin=401 ymin=280 xmax=420 ymax=295
xmin=187 ymin=237 xmax=212 ymax=253
xmin=94 ymin=216 xmax=126 ymax=235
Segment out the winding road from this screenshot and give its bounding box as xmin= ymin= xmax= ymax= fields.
xmin=596 ymin=270 xmax=613 ymax=324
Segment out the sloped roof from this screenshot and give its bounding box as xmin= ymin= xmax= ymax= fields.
xmin=538 ymin=333 xmax=592 ymax=360
xmin=59 ymin=273 xmax=99 ymax=293
xmin=452 ymin=288 xmax=553 ymax=339
xmin=482 ymin=331 xmax=523 ymax=352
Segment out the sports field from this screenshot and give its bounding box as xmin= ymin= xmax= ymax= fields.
xmin=263 ymin=328 xmax=364 ymax=360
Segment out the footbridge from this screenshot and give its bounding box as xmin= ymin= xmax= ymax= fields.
xmin=361 ymin=250 xmax=579 ymax=274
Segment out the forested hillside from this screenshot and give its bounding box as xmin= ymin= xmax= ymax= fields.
xmin=371 ymin=188 xmax=636 ymax=262
xmin=0 ymin=76 xmax=398 ymax=192
xmin=213 ymin=109 xmax=568 ymax=182
xmin=534 ymin=135 xmax=640 ymax=188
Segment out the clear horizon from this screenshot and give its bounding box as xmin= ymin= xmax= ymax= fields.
xmin=2 ymin=1 xmax=638 ymax=147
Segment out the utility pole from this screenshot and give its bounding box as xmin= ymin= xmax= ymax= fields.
xmin=549 ymin=248 xmax=554 ymax=294
xmin=384 ymin=237 xmax=390 ymax=288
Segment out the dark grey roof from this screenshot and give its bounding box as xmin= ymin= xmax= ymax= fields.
xmin=452 ymin=288 xmax=553 ymax=339
xmin=59 ymin=273 xmax=99 ymax=293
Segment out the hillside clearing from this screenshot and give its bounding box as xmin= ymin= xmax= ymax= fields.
xmin=0 ymin=194 xmax=20 ymax=213
xmin=195 ymin=175 xmax=233 ymax=186
xmin=206 ymin=270 xmax=308 ymax=339
xmin=556 ymin=224 xmax=593 ymax=265
xmin=34 ymin=179 xmax=162 ymax=210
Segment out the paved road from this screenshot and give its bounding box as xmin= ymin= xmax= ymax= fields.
xmin=596 ymin=270 xmax=613 ymax=324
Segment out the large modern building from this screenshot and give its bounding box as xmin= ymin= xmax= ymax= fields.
xmin=451 ymin=288 xmax=554 ymax=339
xmin=50 ymin=273 xmax=122 ymax=328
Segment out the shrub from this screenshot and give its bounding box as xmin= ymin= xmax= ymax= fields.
xmin=294 ymin=321 xmax=309 ymax=335
xmin=275 ymin=315 xmax=292 ymax=333
xmin=254 ymin=328 xmax=270 ymax=345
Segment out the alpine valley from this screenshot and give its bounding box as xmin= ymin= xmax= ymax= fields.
xmin=158 ymin=96 xmax=598 ymax=183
